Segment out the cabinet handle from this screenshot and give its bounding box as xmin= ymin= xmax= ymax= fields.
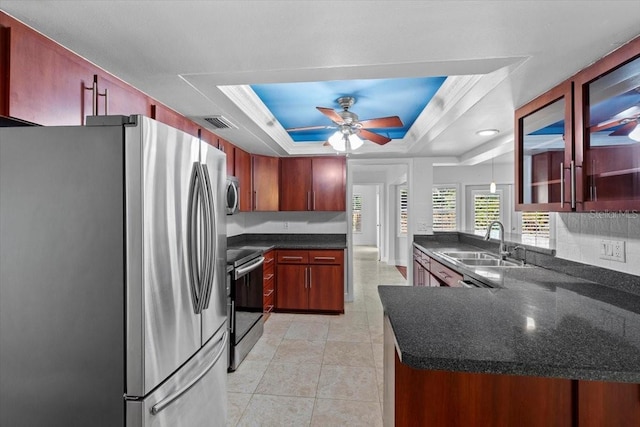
xmin=313 ymin=191 xmax=316 ymax=210
xmin=282 ymin=256 xmax=303 ymax=261
xmin=265 ymin=304 xmax=274 ymax=313
xmin=307 ymin=191 xmax=311 ymax=211
xmin=263 ymin=289 xmax=274 ymax=297
xmin=570 ymin=160 xmax=576 ymax=209
xmin=314 ymin=256 xmax=336 ymax=261
xmin=264 ymin=273 xmax=274 ymax=281
xmin=253 ymin=191 xmax=257 ymax=211
xmin=560 ymin=161 xmax=565 ymax=208
xmin=304 ymin=267 xmax=308 ymax=289
xmin=308 ymin=267 xmax=312 ymax=288
xmin=84 ymin=74 xmax=108 ymax=117
xmin=438 ymin=270 xmax=451 ymax=280
xmin=265 ymin=257 xmax=274 ymax=264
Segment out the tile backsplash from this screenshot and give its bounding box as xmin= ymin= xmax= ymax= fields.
xmin=556 ymin=212 xmax=640 ymax=276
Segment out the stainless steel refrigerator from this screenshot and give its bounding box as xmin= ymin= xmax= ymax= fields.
xmin=0 ymin=115 xmax=228 ymax=426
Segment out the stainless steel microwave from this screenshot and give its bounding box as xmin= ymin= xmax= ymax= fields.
xmin=226 ymin=176 xmax=240 ymax=214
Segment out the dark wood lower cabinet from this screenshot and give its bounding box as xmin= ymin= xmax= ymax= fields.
xmin=275 ymin=249 xmax=344 ymax=313
xmin=393 ymin=350 xmax=573 ymax=427
xmin=578 ymin=380 xmax=640 ymax=427
xmin=384 ymin=316 xmax=640 ymax=427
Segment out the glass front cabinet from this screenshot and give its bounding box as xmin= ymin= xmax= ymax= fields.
xmin=516 ymin=36 xmax=640 ymax=212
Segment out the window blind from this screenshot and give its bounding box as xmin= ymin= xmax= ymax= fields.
xmin=352 ymin=194 xmax=363 ymax=233
xmin=432 ymin=187 xmax=457 ymax=231
xmin=521 ymin=211 xmax=550 ymax=240
xmin=399 ymin=187 xmax=408 ymax=235
xmin=474 ymin=193 xmax=500 ymax=234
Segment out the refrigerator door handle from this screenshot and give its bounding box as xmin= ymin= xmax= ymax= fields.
xmin=196 ymin=164 xmax=213 ymax=313
xmin=150 ymin=330 xmax=228 ymax=416
xmin=199 ymin=164 xmax=216 ymax=311
xmin=187 ymin=162 xmax=202 ymax=313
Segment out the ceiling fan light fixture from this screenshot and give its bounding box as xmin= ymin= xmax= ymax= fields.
xmin=628 ymin=121 xmax=640 ymax=142
xmin=328 ymin=131 xmax=346 ymax=151
xmin=348 ymin=133 xmax=363 ymax=150
xmin=476 ymin=129 xmax=500 ymax=137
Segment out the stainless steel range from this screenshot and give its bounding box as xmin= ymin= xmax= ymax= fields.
xmin=226 ymin=248 xmax=265 ymax=371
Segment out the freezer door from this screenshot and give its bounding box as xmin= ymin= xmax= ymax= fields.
xmin=126 ymin=326 xmax=228 ymax=427
xmin=200 ymin=141 xmax=228 ymax=344
xmin=125 ymin=117 xmax=202 ymax=397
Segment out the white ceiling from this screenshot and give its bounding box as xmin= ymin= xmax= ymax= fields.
xmin=2 ymin=1 xmax=639 ymax=165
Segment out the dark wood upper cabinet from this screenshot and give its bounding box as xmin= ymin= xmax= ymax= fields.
xmin=217 ymin=138 xmax=235 ymax=177
xmin=515 ymin=81 xmax=574 ymax=212
xmin=252 ymin=154 xmax=279 ymax=211
xmin=516 ymin=35 xmax=640 ymax=212
xmin=573 ymin=37 xmax=640 ymax=212
xmin=280 ymin=157 xmax=312 ymax=211
xmin=234 ymin=147 xmax=253 ymax=212
xmin=280 ymin=156 xmax=346 ymax=211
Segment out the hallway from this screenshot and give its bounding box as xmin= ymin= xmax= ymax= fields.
xmin=226 ymin=245 xmax=407 ymax=426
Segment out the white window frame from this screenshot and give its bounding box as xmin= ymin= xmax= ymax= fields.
xmin=398 ymin=185 xmax=408 ymax=236
xmin=432 ymin=184 xmax=459 ymax=231
xmin=464 ymin=185 xmax=510 ymax=236
xmin=352 ymin=193 xmax=363 ymax=234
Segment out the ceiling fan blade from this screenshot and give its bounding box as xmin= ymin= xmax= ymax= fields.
xmin=359 ymin=116 xmax=404 ymax=129
xmin=316 ymin=107 xmax=344 ymax=124
xmin=609 ymin=121 xmax=637 ymax=136
xmin=286 ymin=125 xmax=332 ymax=132
xmin=359 ymin=129 xmax=391 ymax=145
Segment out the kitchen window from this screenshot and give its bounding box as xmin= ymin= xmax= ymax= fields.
xmin=352 ymin=194 xmax=363 ymax=233
xmin=472 ymin=191 xmax=501 ymax=235
xmin=432 ymin=186 xmax=457 ymax=231
xmin=521 ymin=211 xmax=551 ymax=245
xmin=398 ymin=186 xmax=408 ymax=235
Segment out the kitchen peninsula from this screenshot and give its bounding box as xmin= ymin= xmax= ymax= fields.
xmin=380 ymin=233 xmax=640 ymax=426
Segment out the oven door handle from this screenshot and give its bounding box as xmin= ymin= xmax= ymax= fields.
xmin=234 ymin=256 xmax=265 ymax=279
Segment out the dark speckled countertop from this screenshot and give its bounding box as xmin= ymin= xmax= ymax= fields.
xmin=379 ymin=233 xmax=640 ymax=383
xmin=227 ymin=233 xmax=347 ymax=254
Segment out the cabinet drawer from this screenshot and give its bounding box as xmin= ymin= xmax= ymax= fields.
xmin=263 ymin=292 xmax=275 ymax=313
xmin=263 ymin=250 xmax=275 ymax=273
xmin=263 ymin=272 xmax=275 ymax=293
xmin=429 ymin=258 xmax=464 ymax=287
xmin=309 ymin=250 xmax=344 ymax=265
xmin=277 ymin=250 xmax=309 ymax=264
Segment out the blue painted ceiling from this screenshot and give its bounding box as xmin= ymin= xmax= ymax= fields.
xmin=251 ymin=77 xmax=447 ymax=144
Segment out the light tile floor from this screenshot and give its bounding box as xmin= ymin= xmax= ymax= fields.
xmin=227 ymin=245 xmax=407 ymax=426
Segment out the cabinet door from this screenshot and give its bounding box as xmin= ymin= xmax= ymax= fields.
xmin=217 ymin=138 xmax=235 ymax=177
xmin=98 ymin=73 xmax=150 ymax=118
xmin=234 ymin=147 xmax=252 ymax=212
xmin=308 ymin=265 xmax=343 ymax=311
xmin=574 ymin=38 xmax=640 ymax=211
xmin=252 ymin=155 xmax=279 ymax=211
xmin=151 ymin=103 xmax=199 ymax=136
xmin=2 ymin=16 xmax=94 ymax=125
xmin=515 ymin=81 xmax=573 ymax=212
xmin=275 ymin=264 xmax=308 ymax=310
xmin=312 ymin=157 xmax=346 ymax=211
xmin=578 ymin=380 xmax=640 ymax=427
xmin=280 ymin=158 xmax=312 ymax=211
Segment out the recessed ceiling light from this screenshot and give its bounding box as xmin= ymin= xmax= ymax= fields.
xmin=476 ymin=129 xmax=499 ymax=137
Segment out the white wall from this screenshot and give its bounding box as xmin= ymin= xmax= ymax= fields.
xmin=352 ymin=185 xmax=378 ymax=246
xmin=226 ymin=211 xmax=347 ymax=237
xmin=556 ymin=212 xmax=640 ymax=276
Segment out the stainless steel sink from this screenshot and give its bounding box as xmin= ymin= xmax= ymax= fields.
xmin=456 ymin=258 xmax=525 ymax=267
xmin=440 ymin=251 xmax=499 ymax=260
xmin=439 ymin=251 xmax=528 ymax=267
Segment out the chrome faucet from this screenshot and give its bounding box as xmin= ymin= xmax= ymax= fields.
xmin=484 ymin=220 xmax=509 ymax=259
xmin=512 ymin=245 xmax=527 ymax=265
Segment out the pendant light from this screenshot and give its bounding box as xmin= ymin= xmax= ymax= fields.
xmin=490 ymin=157 xmax=496 ymax=194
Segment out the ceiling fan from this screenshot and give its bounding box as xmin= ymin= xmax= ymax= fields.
xmin=589 ymin=104 xmax=640 ymax=141
xmin=286 ymin=96 xmax=404 ymax=151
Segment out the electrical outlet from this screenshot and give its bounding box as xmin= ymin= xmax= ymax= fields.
xmin=612 ymin=240 xmax=626 ymax=262
xmin=283 ymin=221 xmax=289 ymax=230
xmin=599 ymin=239 xmax=626 ymax=262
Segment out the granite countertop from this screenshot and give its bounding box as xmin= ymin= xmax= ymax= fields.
xmin=380 ymin=235 xmax=640 ymax=383
xmin=227 ymin=233 xmax=347 ymax=253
